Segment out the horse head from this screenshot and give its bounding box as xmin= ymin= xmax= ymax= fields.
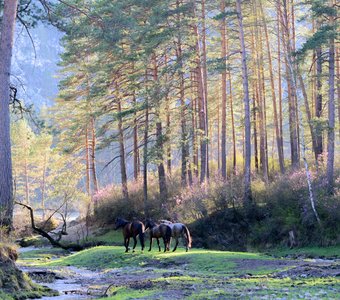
xmin=114 ymin=217 xmax=127 ymax=230
xmin=144 ymin=218 xmax=155 ymax=230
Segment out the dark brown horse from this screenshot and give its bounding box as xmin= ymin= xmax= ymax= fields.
xmin=145 ymin=219 xmax=172 ymax=252
xmin=114 ymin=218 xmax=145 ymax=252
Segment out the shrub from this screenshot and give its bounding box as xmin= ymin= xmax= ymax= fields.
xmin=92 ymin=167 xmax=340 ymax=250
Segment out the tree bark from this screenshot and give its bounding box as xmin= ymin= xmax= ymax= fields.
xmin=201 ymin=0 xmax=209 ymax=179
xmin=133 ymin=92 xmax=140 ymax=180
xmin=226 ymin=37 xmax=237 ymax=173
xmin=165 ymin=55 xmax=172 ymax=176
xmin=236 ymin=0 xmax=252 ymax=205
xmin=315 ymin=40 xmax=323 ymax=158
xmin=153 ymin=55 xmax=168 ymax=203
xmin=117 ymin=97 xmax=129 ymax=200
xmin=277 ymin=4 xmax=284 ymax=162
xmin=253 ymin=1 xmax=268 ymax=181
xmin=253 ymin=84 xmax=259 ymax=172
xmin=191 ymin=72 xmax=199 ymax=178
xmin=281 ymin=0 xmax=300 ymax=168
xmin=337 ymin=47 xmax=340 ymax=137
xmin=85 ymin=125 xmax=91 ymax=195
xmin=326 ymin=0 xmax=335 ymax=193
xmin=220 ymin=0 xmax=227 ymax=180
xmin=90 ymin=116 xmax=99 ymax=193
xmin=143 ymin=95 xmax=149 ymax=217
xmin=260 ymin=1 xmax=285 ymax=174
xmin=41 ymin=152 xmax=47 ymax=220
xmin=0 ymin=0 xmax=18 ymax=230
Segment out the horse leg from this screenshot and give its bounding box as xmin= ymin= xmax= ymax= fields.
xmin=140 ymin=232 xmax=145 ymax=251
xmin=173 ymin=238 xmax=179 ymax=252
xmin=148 ymin=236 xmax=153 ymax=251
xmin=132 ymin=236 xmax=137 ymax=252
xmin=125 ymin=237 xmax=130 ymax=252
xmin=168 ymin=237 xmax=172 ymax=251
xmin=156 ymin=238 xmax=161 ymax=252
xmin=162 ymin=237 xmax=167 ymax=252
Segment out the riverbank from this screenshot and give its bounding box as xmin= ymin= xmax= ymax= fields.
xmin=17 ymin=245 xmax=340 ymax=299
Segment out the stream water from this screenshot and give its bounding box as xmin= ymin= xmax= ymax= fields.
xmin=18 ymin=247 xmax=103 ymax=299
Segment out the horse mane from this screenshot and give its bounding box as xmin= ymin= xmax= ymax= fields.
xmin=159 ymin=219 xmax=172 ymax=224
xmin=145 ymin=218 xmax=157 ymax=229
xmin=115 ymin=217 xmax=129 ymax=229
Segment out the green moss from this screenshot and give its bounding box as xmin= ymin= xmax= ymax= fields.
xmin=105 ymin=286 xmax=161 ymax=300
xmin=0 ymin=290 xmax=14 ymax=300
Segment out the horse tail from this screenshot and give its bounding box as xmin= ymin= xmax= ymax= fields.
xmin=183 ymin=225 xmax=192 ymax=249
xmin=139 ymin=224 xmax=145 ymax=249
xmin=166 ymin=225 xmax=172 ymax=243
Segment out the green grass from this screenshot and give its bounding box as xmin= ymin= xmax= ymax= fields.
xmin=268 ymin=245 xmax=340 ymax=259
xmin=20 ymin=246 xmax=273 ymax=275
xmin=89 ymin=229 xmax=123 ymax=245
xmin=105 ymin=286 xmax=162 ymax=300
xmin=19 ymin=248 xmax=69 ymax=261
xmin=18 ymin=246 xmax=340 ymax=299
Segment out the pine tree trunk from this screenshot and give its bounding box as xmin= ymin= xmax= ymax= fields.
xmin=143 ymin=95 xmax=149 ymax=216
xmin=220 ymin=0 xmax=227 ymax=180
xmin=85 ymin=126 xmax=91 ymax=196
xmin=0 ymin=0 xmax=18 ymax=230
xmin=201 ymin=0 xmax=209 ymax=179
xmin=326 ymin=0 xmax=335 ymax=193
xmin=315 ymin=42 xmax=323 ymax=158
xmin=253 ymin=1 xmax=268 ymax=181
xmin=253 ymin=84 xmax=259 ymax=172
xmin=290 ymin=0 xmax=301 ymax=159
xmin=117 ymin=98 xmax=129 ymax=200
xmin=281 ymin=0 xmax=300 ymax=168
xmin=337 ymin=47 xmax=340 ymax=137
xmin=90 ymin=117 xmax=99 ymax=193
xmin=177 ymin=0 xmax=188 ymax=186
xmin=41 ymin=152 xmax=47 ymax=220
xmin=165 ymin=55 xmax=172 ymax=176
xmin=153 ymin=55 xmax=168 ymax=202
xmin=226 ymin=42 xmax=237 ymax=173
xmin=191 ymin=72 xmax=199 ymax=178
xmin=260 ymin=1 xmax=285 ymax=173
xmin=133 ymin=93 xmax=140 ymax=181
xmin=24 ymin=156 xmax=30 ymax=205
xmin=236 ymin=0 xmax=252 ymax=205
xmin=277 ymin=6 xmax=284 ymax=162
xmin=194 ymin=28 xmax=207 ymax=183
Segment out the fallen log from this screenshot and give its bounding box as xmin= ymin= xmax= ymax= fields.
xmin=15 ymin=201 xmax=84 ymax=251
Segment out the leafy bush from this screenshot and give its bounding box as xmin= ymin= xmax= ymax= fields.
xmin=249 ymin=170 xmax=340 ymax=248
xmin=92 ymin=167 xmax=340 ymax=250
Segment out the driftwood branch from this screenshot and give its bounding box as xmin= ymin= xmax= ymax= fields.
xmin=15 ymin=201 xmax=83 ymax=251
